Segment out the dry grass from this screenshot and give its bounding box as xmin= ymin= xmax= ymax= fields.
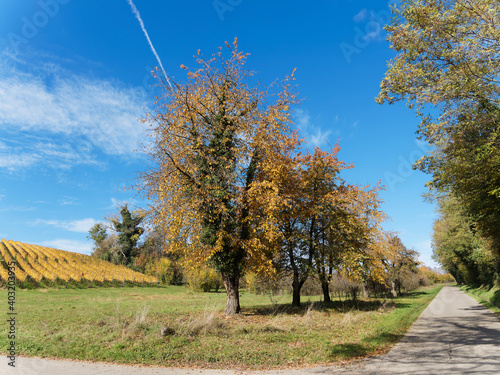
xmin=176 ymin=306 xmax=226 ymax=336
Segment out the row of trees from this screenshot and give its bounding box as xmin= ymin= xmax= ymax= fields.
xmin=87 ymin=203 xmax=434 ymax=297
xmin=377 ymin=0 xmax=500 ymax=285
xmin=432 ymin=195 xmax=496 ymax=285
xmin=88 ymin=203 xmax=431 ymax=300
xmin=133 ymin=40 xmax=430 ymax=314
xmin=89 ymin=37 xmax=455 ymax=314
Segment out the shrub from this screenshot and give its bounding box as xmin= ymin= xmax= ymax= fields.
xmin=245 ymin=272 xmax=279 ymax=295
xmin=185 ymin=266 xmax=223 ymax=292
xmin=144 ymin=258 xmax=173 ymax=284
xmin=300 ymin=276 xmax=323 ymax=296
xmin=330 ymin=275 xmax=363 ymax=301
xmin=399 ymin=272 xmax=420 ymax=293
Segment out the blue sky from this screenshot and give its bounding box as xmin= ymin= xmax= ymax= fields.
xmin=0 ymin=0 xmax=439 ymax=267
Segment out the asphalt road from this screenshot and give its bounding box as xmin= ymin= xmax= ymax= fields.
xmin=2 ymin=286 xmax=499 ymax=375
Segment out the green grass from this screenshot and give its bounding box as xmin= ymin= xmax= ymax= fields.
xmin=459 ymin=284 xmax=500 ymax=317
xmin=0 ymin=285 xmax=442 ymax=369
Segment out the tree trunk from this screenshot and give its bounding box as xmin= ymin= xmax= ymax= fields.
xmin=292 ymin=284 xmax=301 ymax=307
xmin=321 ymin=279 xmax=331 ymax=303
xmin=362 ymin=284 xmax=368 ymax=299
xmin=222 ymin=274 xmax=241 ymax=315
xmin=391 ymin=280 xmax=397 ymax=297
xmin=292 ymin=273 xmax=305 ymax=307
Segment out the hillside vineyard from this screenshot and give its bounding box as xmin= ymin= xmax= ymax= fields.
xmin=0 ymin=239 xmax=157 ymax=285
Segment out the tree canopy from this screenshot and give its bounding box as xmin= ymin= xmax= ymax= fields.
xmin=377 ymin=0 xmax=500 ymax=278
xmin=89 ymin=205 xmax=144 ymax=267
xmin=432 ymin=194 xmax=496 ymax=285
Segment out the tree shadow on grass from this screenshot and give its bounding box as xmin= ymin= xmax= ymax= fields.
xmin=328 ymin=332 xmax=404 ymax=360
xmin=329 ymin=343 xmax=369 ymax=360
xmin=491 ymin=289 xmax=500 ymax=307
xmin=244 ymin=299 xmax=412 ymax=316
xmin=398 ymin=291 xmax=429 ymax=299
xmin=462 ymin=284 xmax=500 ymax=311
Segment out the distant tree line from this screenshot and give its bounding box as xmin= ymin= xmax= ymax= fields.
xmin=87 ymin=204 xmax=449 ymax=299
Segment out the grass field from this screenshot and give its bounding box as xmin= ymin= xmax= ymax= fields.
xmin=1 ymin=285 xmax=443 ymax=369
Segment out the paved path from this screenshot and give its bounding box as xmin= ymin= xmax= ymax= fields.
xmin=2 ymin=286 xmax=499 ymax=375
xmin=327 ymin=285 xmax=500 ymax=374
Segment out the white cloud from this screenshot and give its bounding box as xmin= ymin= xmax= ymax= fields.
xmin=33 ymin=218 xmax=97 ymax=233
xmin=295 ymin=109 xmax=311 ymax=130
xmin=353 ymin=8 xmax=368 ymax=23
xmin=363 ymin=12 xmax=386 ymax=42
xmin=293 ymin=109 xmax=337 ymax=148
xmin=0 ymin=151 xmax=38 ymax=171
xmin=351 ymin=9 xmax=386 ymax=43
xmin=58 ymin=196 xmax=79 ymax=206
xmin=363 ymin=26 xmax=383 ymax=42
xmin=40 ymin=239 xmax=92 ymax=255
xmin=309 ymin=128 xmax=333 ymax=147
xmin=0 ymin=139 xmax=101 ymax=172
xmin=0 ymin=52 xmax=151 ymax=172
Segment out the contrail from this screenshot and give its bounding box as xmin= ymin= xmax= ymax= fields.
xmin=126 ymin=0 xmax=172 ymax=88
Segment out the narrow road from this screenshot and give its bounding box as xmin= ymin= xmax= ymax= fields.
xmin=326 ymin=285 xmax=500 ymax=374
xmin=3 ymin=286 xmax=500 ymax=375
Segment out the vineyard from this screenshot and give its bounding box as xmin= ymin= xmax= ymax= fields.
xmin=0 ymin=239 xmax=157 ymax=286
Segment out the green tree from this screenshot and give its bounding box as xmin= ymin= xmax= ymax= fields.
xmin=88 ymin=223 xmax=107 ymax=253
xmin=432 ymin=194 xmax=495 ymax=284
xmin=111 ymin=205 xmax=144 ymax=266
xmin=88 ymin=223 xmax=120 ymax=263
xmin=376 ymin=0 xmax=500 ymax=274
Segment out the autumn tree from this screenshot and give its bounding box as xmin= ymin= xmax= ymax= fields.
xmin=135 ymin=229 xmax=184 ymax=285
xmin=140 ymin=40 xmax=297 ymax=315
xmin=269 ymin=143 xmax=352 ymax=307
xmin=376 ymin=0 xmax=500 ymax=275
xmin=360 ymin=231 xmax=421 ymax=297
xmin=418 ymin=265 xmax=455 ymax=285
xmin=384 ymin=233 xmax=420 ymax=296
xmin=313 ymin=181 xmax=386 ymax=303
xmin=246 ymin=132 xmax=386 ymax=306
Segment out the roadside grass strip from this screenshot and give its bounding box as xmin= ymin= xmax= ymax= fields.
xmin=459 ymin=284 xmax=500 ymax=317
